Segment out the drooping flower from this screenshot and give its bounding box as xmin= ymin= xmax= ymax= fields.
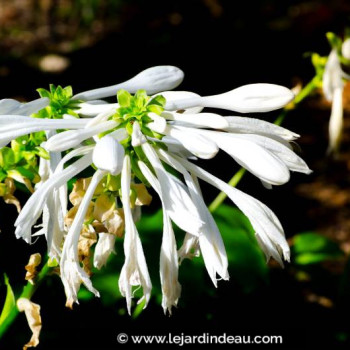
xmin=320 ymin=33 xmax=350 ymax=154
xmin=10 ymin=69 xmax=310 ymax=314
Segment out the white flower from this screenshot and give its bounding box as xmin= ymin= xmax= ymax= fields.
xmin=322 ymin=49 xmax=349 ymax=153
xmin=137 ymin=160 xmax=182 ymax=314
xmin=164 ymin=84 xmax=294 ymax=113
xmin=73 ymin=66 xmax=184 ymax=101
xmin=60 ymin=169 xmax=106 ymax=307
xmin=118 ymin=155 xmax=152 ymax=314
xmin=12 ymin=71 xmax=310 ymax=313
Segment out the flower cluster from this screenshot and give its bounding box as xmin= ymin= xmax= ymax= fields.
xmin=0 ymin=66 xmax=311 ymax=314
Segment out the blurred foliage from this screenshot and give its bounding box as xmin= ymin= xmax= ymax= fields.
xmin=0 ymin=0 xmax=122 ymax=57
xmin=293 ymin=232 xmax=344 ymax=265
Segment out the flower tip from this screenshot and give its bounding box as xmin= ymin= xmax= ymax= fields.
xmin=93 ymin=135 xmax=125 ymax=175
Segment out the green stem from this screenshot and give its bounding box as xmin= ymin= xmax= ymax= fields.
xmin=294 ymin=76 xmax=320 ymax=105
xmin=208 ymin=75 xmax=320 ymax=213
xmin=209 ymin=168 xmax=246 ymax=213
xmin=0 ymin=261 xmax=51 ymax=340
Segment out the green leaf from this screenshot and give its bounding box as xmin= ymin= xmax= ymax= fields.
xmin=117 ymin=89 xmax=132 ymax=107
xmin=293 ymin=232 xmax=344 ymax=265
xmin=0 ymin=148 xmax=15 ymax=168
xmin=147 ymin=104 xmax=164 ymax=115
xmin=134 ymin=89 xmax=148 ymax=109
xmin=148 ymin=95 xmax=166 ymax=108
xmin=34 ymin=146 xmax=50 ymax=160
xmin=0 ymin=275 xmax=16 ymax=327
xmin=63 ymin=86 xmax=73 ymax=98
xmin=295 ymin=252 xmax=341 ymax=265
xmin=36 ymin=88 xmax=51 ymax=99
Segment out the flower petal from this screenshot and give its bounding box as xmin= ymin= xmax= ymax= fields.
xmin=93 ymin=232 xmax=117 ymax=269
xmin=181 ymin=128 xmax=290 ymax=185
xmin=164 ymin=125 xmax=219 ymax=159
xmin=139 ymin=144 xmax=204 ymax=235
xmin=163 ymin=111 xmax=229 ymax=129
xmin=148 ymin=112 xmax=167 ymax=134
xmin=224 ymin=116 xmax=299 ymax=140
xmin=162 ymin=91 xmax=204 ymax=114
xmin=15 ymin=152 xmax=93 ymax=243
xmin=60 ymin=169 xmax=106 ymax=307
xmin=119 ymin=155 xmax=152 ymax=314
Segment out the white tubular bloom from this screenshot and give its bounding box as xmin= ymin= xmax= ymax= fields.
xmin=156 ymin=151 xmax=229 ymax=285
xmin=0 ymin=97 xmax=49 ymax=116
xmin=119 ymin=155 xmax=152 ymax=314
xmin=173 ymin=155 xmax=290 ymax=266
xmin=322 ymin=49 xmax=347 ymax=153
xmin=93 ymin=233 xmax=117 ymax=270
xmin=0 ymin=116 xmax=88 ymax=148
xmin=328 ymin=87 xmax=343 ymax=154
xmin=61 ymin=169 xmax=106 ymax=307
xmin=165 ymin=84 xmax=294 ymax=113
xmin=45 ymin=120 xmax=117 ymax=152
xmin=323 ymin=50 xmax=343 ymax=102
xmin=137 ymin=161 xmax=181 ymax=314
xmin=73 ymin=66 xmax=184 ymax=100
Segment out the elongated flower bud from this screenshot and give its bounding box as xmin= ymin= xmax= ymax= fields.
xmin=92 ymin=135 xmax=125 ymax=175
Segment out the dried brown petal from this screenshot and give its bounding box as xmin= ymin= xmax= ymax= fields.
xmin=65 ymin=202 xmax=94 ymax=228
xmin=105 ymin=208 xmax=125 ymax=237
xmin=69 ymin=177 xmax=92 ymax=206
xmin=93 ymin=193 xmax=115 ymax=222
xmin=25 ymin=253 xmax=42 ymax=285
xmin=17 ymin=298 xmax=42 ymax=350
xmin=132 ymin=183 xmax=152 ymax=206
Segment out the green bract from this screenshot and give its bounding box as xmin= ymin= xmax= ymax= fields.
xmin=35 ymin=84 xmax=82 ymax=119
xmin=112 ymin=89 xmax=166 ymax=138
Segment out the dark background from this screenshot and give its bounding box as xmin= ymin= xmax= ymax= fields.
xmin=1 ymin=1 xmax=350 ymax=349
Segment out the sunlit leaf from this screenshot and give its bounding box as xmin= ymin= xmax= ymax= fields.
xmin=0 ymin=274 xmax=16 ymax=327
xmin=293 ymin=232 xmax=344 ymax=265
